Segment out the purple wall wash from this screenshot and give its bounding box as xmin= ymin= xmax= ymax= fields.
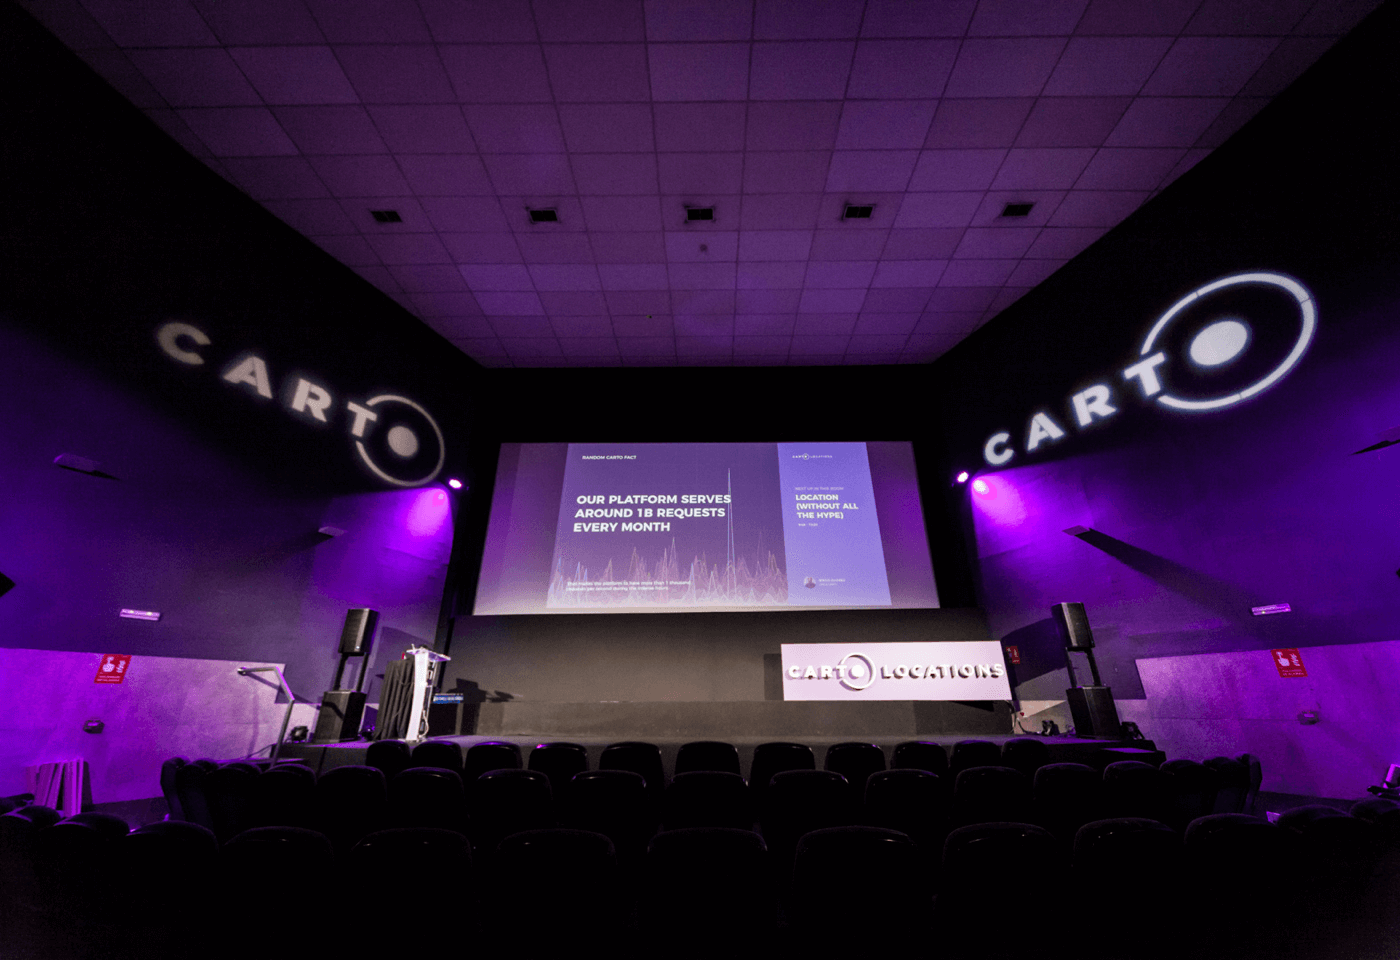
xmin=0 ymin=7 xmax=482 ymax=728
xmin=931 ymin=2 xmax=1400 ymax=786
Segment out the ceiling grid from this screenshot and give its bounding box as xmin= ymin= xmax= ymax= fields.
xmin=15 ymin=0 xmax=1379 ymax=367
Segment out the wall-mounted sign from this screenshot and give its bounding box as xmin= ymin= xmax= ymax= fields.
xmin=95 ymin=654 xmax=131 ymax=684
xmin=982 ymin=273 xmax=1316 ymax=467
xmin=1271 ymin=648 xmax=1307 ymax=678
xmin=780 ymin=641 xmax=1011 ymax=701
xmin=155 ymin=322 xmax=445 ymax=488
xmin=1005 ymin=645 xmax=1021 ymax=664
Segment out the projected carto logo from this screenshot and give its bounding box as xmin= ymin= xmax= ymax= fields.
xmin=983 ymin=272 xmax=1317 ymax=467
xmin=156 ymin=322 xmax=445 ymax=488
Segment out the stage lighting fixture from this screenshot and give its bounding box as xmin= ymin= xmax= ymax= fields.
xmin=971 ymin=478 xmax=990 ymax=495
xmin=447 ymin=478 xmax=463 ymax=489
xmin=956 ymin=471 xmax=969 ymax=483
xmin=0 ymin=572 xmax=13 ymax=598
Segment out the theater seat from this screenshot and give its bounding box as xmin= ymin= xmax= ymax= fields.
xmin=599 ymin=741 xmax=666 ymax=798
xmin=747 ymin=742 xmax=815 ymax=804
xmin=864 ymin=768 xmax=948 ymax=869
xmin=823 ymin=742 xmax=886 ymax=792
xmin=250 ymin=762 xmax=316 ymax=829
xmin=314 ymin=765 xmax=388 ymax=854
xmin=348 ymin=828 xmax=473 ymax=952
xmin=1001 ymin=737 xmax=1051 ymax=779
xmin=662 ymin=771 xmax=752 ymax=831
xmin=1102 ymin=761 xmax=1173 ymax=825
xmin=464 ymin=740 xmax=521 ymax=781
xmin=491 ymin=829 xmax=619 ymax=953
xmin=159 ymin=757 xmax=187 ymax=821
xmin=219 ymin=826 xmax=335 ymax=950
xmin=938 ymin=822 xmax=1058 ymax=952
xmin=1203 ymin=756 xmax=1249 ymax=814
xmin=390 ymin=767 xmax=466 ymax=834
xmin=675 ymin=740 xmax=741 ymax=776
xmin=643 ymin=828 xmax=774 ymax=950
xmin=172 ymin=760 xmax=215 ymax=831
xmin=205 ymin=761 xmax=261 ymax=843
xmin=1072 ymin=818 xmax=1183 ymax=960
xmin=366 ymin=739 xmax=412 ymax=780
xmin=528 ymin=741 xmax=589 ymax=798
xmin=1033 ymin=762 xmax=1103 ymax=844
xmin=953 ymin=765 xmax=1032 ymax=827
xmin=411 ymin=739 xmax=464 ymax=774
xmin=562 ymin=769 xmax=653 ymax=864
xmin=761 ymin=769 xmax=855 ymax=872
xmin=891 ymin=740 xmax=948 ymax=777
xmin=949 ymin=738 xmax=1002 ymax=776
xmin=1181 ymin=813 xmax=1300 ymax=953
xmin=1160 ymin=759 xmax=1219 ymax=831
xmin=470 ymin=768 xmax=554 ymax=857
xmin=790 ymin=826 xmax=923 ymax=952
xmin=114 ymin=821 xmax=219 ymax=949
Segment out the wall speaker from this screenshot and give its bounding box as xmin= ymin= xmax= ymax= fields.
xmin=339 ymin=608 xmax=379 ymax=656
xmin=1052 ymin=602 xmax=1095 ymax=650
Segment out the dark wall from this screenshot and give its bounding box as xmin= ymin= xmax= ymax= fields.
xmin=446 ymin=608 xmax=992 ymax=703
xmin=0 ymin=3 xmax=489 ymax=698
xmin=930 ymin=4 xmax=1400 ymax=700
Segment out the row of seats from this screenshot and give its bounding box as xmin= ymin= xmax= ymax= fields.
xmin=162 ymin=741 xmax=1258 ymax=865
xmin=5 ymin=797 xmax=1400 ymax=960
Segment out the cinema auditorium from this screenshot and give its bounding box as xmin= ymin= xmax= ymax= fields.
xmin=2 ymin=1 xmax=1397 ymax=957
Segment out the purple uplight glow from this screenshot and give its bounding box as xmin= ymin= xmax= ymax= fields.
xmin=956 ymin=471 xmax=970 ymax=483
xmin=969 ymin=474 xmax=1027 ymax=527
xmin=405 ymin=487 xmax=451 ymax=537
xmin=447 ymin=478 xmax=463 ymax=489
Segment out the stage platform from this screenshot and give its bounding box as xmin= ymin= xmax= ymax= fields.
xmin=458 ymin=698 xmax=1015 ymax=740
xmin=280 ymin=732 xmax=1158 ymax=779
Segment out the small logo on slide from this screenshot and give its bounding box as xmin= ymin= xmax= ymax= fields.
xmin=803 ymin=576 xmax=816 ymax=589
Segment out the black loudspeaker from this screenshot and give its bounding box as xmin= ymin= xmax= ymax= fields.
xmin=1052 ymin=602 xmax=1094 ymax=650
xmin=339 ymin=608 xmax=379 ymax=655
xmin=313 ymin=690 xmax=367 ymax=743
xmin=1067 ymin=686 xmax=1121 ymax=738
xmin=0 ymin=572 xmax=13 ymax=598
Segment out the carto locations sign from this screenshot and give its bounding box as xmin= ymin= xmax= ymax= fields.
xmin=781 ymin=641 xmax=1011 ymax=701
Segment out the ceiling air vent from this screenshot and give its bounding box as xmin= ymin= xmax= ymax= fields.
xmin=1000 ymin=202 xmax=1035 ymax=218
xmin=685 ymin=206 xmax=714 ymax=222
xmin=843 ymin=204 xmax=874 ymax=220
xmin=370 ymin=209 xmax=402 ymax=223
xmin=528 ymin=208 xmax=558 ymax=223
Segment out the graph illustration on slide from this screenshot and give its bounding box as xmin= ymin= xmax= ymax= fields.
xmin=547 ymin=443 xmax=789 ymax=610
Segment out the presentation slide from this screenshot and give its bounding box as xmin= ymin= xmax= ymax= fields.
xmin=473 ymin=441 xmax=940 ymax=615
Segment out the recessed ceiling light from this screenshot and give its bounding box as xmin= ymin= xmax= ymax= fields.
xmin=370 ymin=209 xmax=402 ymax=223
xmin=528 ymin=208 xmax=558 ymax=223
xmin=685 ymin=206 xmax=714 ymax=222
xmin=843 ymin=204 xmax=874 ymax=220
xmin=1000 ymin=202 xmax=1035 ymax=218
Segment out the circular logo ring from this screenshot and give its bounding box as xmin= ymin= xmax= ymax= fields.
xmin=353 ymin=394 xmax=446 ymax=487
xmin=838 ymin=652 xmax=876 ymax=691
xmin=1139 ymin=272 xmax=1316 ymax=412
